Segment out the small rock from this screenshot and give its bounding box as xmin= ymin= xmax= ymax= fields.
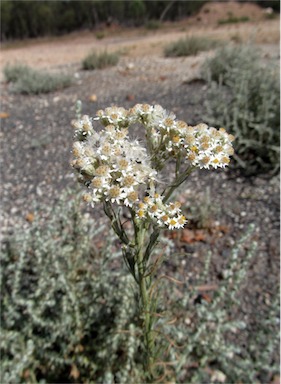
xmin=126 ymin=62 xmax=134 ymax=70
xmin=181 ymin=244 xmax=195 ymax=253
xmin=89 ymin=94 xmax=97 ymax=102
xmin=0 ymin=112 xmax=9 ymax=119
xmin=25 ymin=212 xmax=35 ymax=222
xmin=184 ymin=317 xmax=191 ymax=325
xmin=36 ymin=186 xmax=43 ymax=196
xmin=126 ymin=94 xmax=135 ymax=101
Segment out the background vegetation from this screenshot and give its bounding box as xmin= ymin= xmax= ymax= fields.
xmin=164 ymin=36 xmax=222 ymax=57
xmin=1 ymin=191 xmax=279 ymax=383
xmin=1 ymin=0 xmax=280 ymax=41
xmin=82 ymin=50 xmax=119 ymax=70
xmin=3 ymin=64 xmax=72 ymax=94
xmin=202 ymin=44 xmax=280 ymax=175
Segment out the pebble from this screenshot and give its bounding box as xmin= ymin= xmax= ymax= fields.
xmin=36 ymin=186 xmax=43 ymax=196
xmin=125 ymin=62 xmax=134 ymax=70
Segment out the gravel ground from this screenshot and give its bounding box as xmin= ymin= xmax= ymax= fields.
xmin=1 ymin=44 xmax=280 ymax=379
xmin=0 ymin=53 xmax=211 ymax=229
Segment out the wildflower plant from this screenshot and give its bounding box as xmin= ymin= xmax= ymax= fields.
xmin=71 ymin=102 xmax=235 ymax=380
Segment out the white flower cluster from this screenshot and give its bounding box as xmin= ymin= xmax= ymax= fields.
xmin=71 ymin=104 xmax=234 ymax=230
xmin=136 ymin=194 xmax=187 ymax=230
xmin=71 ymin=119 xmax=156 ymax=208
xmin=128 ymin=104 xmax=235 ymax=169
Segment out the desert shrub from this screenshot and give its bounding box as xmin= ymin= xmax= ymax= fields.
xmin=95 ymin=30 xmax=106 ymax=39
xmin=13 ymin=71 xmax=72 ymax=94
xmin=218 ymin=16 xmax=250 ymax=25
xmin=3 ymin=63 xmax=31 ymax=82
xmin=164 ymin=36 xmax=221 ymax=57
xmin=145 ymin=19 xmax=161 ymax=30
xmin=3 ymin=63 xmax=72 ymax=94
xmin=0 ymin=191 xmax=143 ymax=383
xmin=185 ymin=186 xmax=219 ymax=229
xmin=1 ymin=191 xmax=279 ymax=383
xmin=0 ymin=189 xmax=179 ymax=383
xmin=164 ymin=227 xmax=279 ymax=383
xmin=82 ymin=51 xmax=119 ymax=70
xmin=202 ymin=45 xmax=280 ymax=175
xmin=200 ymin=44 xmax=260 ymax=83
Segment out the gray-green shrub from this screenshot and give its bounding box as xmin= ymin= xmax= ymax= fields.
xmin=82 ymin=51 xmax=119 ymax=70
xmin=3 ymin=63 xmax=31 ymax=82
xmin=202 ymin=45 xmax=280 ymax=174
xmin=218 ymin=16 xmax=250 ymax=25
xmin=1 ymin=193 xmax=279 ymax=383
xmin=3 ymin=63 xmax=72 ymax=94
xmin=164 ymin=36 xmax=221 ymax=57
xmin=145 ymin=19 xmax=162 ymax=30
xmin=158 ymin=225 xmax=279 ymax=383
xmin=1 ymin=191 xmax=142 ymax=383
xmin=201 ymin=44 xmax=260 ymax=83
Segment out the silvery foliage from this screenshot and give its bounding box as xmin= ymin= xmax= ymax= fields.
xmin=1 ymin=192 xmax=279 ymax=383
xmin=0 ymin=191 xmax=143 ymax=383
xmin=202 ymin=44 xmax=280 ymax=175
xmin=157 ymin=225 xmax=279 ymax=383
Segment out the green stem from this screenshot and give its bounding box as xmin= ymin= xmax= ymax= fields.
xmin=105 ymin=206 xmax=160 ymax=381
xmin=103 ymin=201 xmax=130 ymax=245
xmin=135 ymin=223 xmax=156 ymax=381
xmin=163 ymin=165 xmax=195 ymax=203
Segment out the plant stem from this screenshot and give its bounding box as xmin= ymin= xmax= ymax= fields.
xmin=163 ymin=165 xmax=195 ymax=203
xmin=135 ymin=224 xmax=155 ymax=381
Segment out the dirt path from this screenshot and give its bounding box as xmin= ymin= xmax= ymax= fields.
xmin=0 ymin=17 xmax=279 ymax=77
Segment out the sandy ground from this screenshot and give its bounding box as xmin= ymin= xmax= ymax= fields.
xmin=0 ymin=15 xmax=279 ymax=78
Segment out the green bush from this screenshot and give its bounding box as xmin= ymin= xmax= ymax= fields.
xmin=82 ymin=51 xmax=119 ymax=70
xmin=3 ymin=63 xmax=72 ymax=94
xmin=164 ymin=36 xmax=222 ymax=57
xmin=202 ymin=45 xmax=280 ymax=175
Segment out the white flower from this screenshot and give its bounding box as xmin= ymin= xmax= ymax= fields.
xmin=105 ymin=185 xmax=127 ymax=204
xmin=72 ymin=115 xmax=94 ymax=137
xmin=72 ymin=103 xmax=234 ymax=227
xmin=96 ymin=106 xmax=129 ymax=127
xmin=123 ymin=190 xmax=139 ymax=207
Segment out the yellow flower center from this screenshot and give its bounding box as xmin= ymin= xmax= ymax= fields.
xmin=138 ymin=210 xmax=145 ymax=218
xmin=92 ymin=177 xmax=103 ymax=188
xmin=95 ymin=165 xmax=110 ymax=176
xmin=128 ymin=191 xmax=138 ymax=201
xmin=109 ymin=186 xmax=121 ymax=198
xmin=169 ymin=219 xmax=177 ymax=226
xmin=123 ymin=175 xmax=135 ymax=187
xmin=172 ymin=136 xmax=180 ymax=143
